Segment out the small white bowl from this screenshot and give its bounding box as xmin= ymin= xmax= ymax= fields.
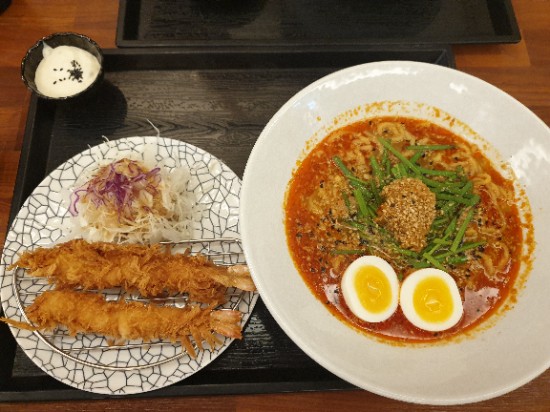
xmin=21 ymin=32 xmax=104 ymax=101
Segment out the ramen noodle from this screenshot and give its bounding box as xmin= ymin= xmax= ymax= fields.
xmin=285 ymin=116 xmax=528 ymax=341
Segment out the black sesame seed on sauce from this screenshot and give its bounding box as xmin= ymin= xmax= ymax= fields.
xmin=50 ymin=60 xmax=85 ymax=85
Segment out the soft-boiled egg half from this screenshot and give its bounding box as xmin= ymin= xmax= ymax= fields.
xmin=341 ymin=256 xmax=399 ymax=323
xmin=400 ymin=268 xmax=464 ymax=332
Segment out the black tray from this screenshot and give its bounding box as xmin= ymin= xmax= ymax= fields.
xmin=1 ymin=46 xmax=454 ymax=402
xmin=116 ymin=0 xmax=520 ymax=48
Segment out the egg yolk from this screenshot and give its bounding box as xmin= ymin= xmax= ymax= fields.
xmin=412 ymin=276 xmax=454 ymax=323
xmin=354 ymin=265 xmax=392 ymax=314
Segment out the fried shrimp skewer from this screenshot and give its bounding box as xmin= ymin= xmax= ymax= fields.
xmin=2 ymin=289 xmax=243 ymax=358
xmin=10 ymin=239 xmax=256 ymax=303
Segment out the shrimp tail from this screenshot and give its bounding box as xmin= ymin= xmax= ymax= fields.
xmin=0 ymin=317 xmax=37 ymax=331
xmin=210 ymin=310 xmax=243 ymax=339
xmin=227 ymin=264 xmax=256 ymax=292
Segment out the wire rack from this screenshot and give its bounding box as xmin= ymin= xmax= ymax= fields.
xmin=12 ymin=238 xmax=249 ymax=371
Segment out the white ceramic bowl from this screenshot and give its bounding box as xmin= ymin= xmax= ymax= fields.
xmin=240 ymin=61 xmax=550 ymax=405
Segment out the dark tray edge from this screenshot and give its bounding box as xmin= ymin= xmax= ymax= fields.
xmin=8 ymin=97 xmax=53 ymax=227
xmin=115 ymin=0 xmax=521 ymax=48
xmin=0 ymin=377 xmax=355 ymax=402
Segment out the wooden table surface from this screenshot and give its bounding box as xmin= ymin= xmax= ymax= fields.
xmin=0 ymin=1 xmax=549 ymax=411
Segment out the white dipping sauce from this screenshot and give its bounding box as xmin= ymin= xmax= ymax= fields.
xmin=34 ymin=43 xmax=101 ymax=98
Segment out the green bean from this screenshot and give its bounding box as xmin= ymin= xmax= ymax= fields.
xmin=425 ymin=242 xmax=443 ymax=256
xmin=444 ymin=217 xmax=458 ymax=236
xmin=417 ymin=167 xmax=458 ymax=177
xmin=440 ymin=202 xmax=459 ymax=217
xmin=332 ymin=156 xmax=352 ymax=175
xmin=334 ymin=156 xmax=371 ymax=189
xmin=398 ymin=163 xmax=409 ymax=177
xmin=342 ymin=220 xmax=369 ymax=231
xmin=412 ymin=260 xmax=432 ymax=269
xmin=423 ymin=177 xmax=464 ymax=190
xmin=391 ymin=165 xmax=402 ymax=179
xmin=448 ymin=256 xmax=468 ymax=265
xmin=424 ymin=217 xmax=457 ymax=258
xmin=459 ymin=181 xmax=473 ymax=195
xmin=342 ymin=191 xmax=351 ymax=213
xmin=369 ymin=179 xmax=381 ymax=205
xmin=439 ymin=183 xmax=471 ymax=196
xmin=451 ymin=208 xmax=475 ymax=252
xmin=410 ymin=151 xmax=424 ymax=163
xmin=457 ymin=241 xmax=486 ymax=252
xmin=353 ymin=188 xmax=368 ymax=218
xmin=422 ymin=178 xmax=446 ymax=189
xmin=370 ymin=156 xmax=383 ymax=185
xmin=437 ymin=193 xmax=479 ymax=207
xmin=353 ymin=188 xmax=377 ymax=219
xmin=434 ymin=241 xmax=486 ymax=260
xmin=392 ymin=246 xmax=420 ymax=258
xmin=432 ymin=217 xmax=450 ymax=228
xmin=381 ymin=149 xmax=391 ymax=175
xmin=422 ymin=253 xmax=447 ymax=271
xmin=378 ymin=138 xmax=421 ymax=175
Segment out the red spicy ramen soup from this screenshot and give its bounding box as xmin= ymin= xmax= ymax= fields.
xmin=284 ymin=116 xmax=530 ymax=342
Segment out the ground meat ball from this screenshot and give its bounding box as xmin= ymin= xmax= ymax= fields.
xmin=375 ymin=178 xmax=436 ymax=252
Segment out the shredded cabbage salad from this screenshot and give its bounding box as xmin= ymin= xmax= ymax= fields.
xmin=67 ymin=157 xmax=200 ymax=244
